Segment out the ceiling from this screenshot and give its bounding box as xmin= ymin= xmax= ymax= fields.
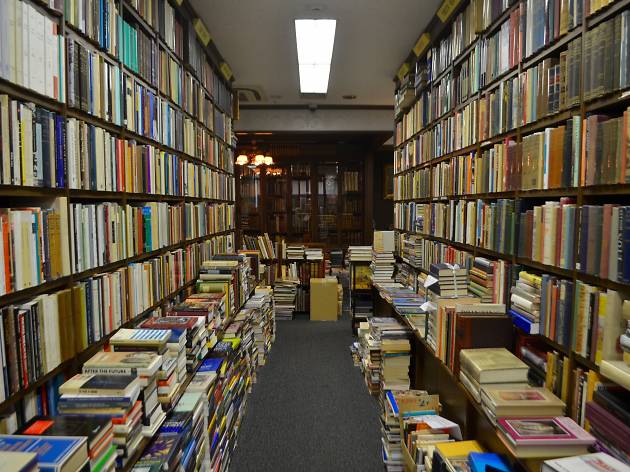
xmin=190 ymin=0 xmax=440 ymax=106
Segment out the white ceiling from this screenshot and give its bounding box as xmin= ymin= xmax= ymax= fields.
xmin=190 ymin=0 xmax=440 ymax=106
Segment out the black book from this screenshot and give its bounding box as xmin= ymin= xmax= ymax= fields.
xmin=17 ymin=415 xmax=111 ymax=451
xmin=593 ymin=386 xmax=630 ymax=424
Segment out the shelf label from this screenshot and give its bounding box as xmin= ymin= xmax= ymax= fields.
xmin=220 ymin=62 xmax=233 ymax=81
xmin=397 ymin=62 xmax=410 ymax=82
xmin=194 ymin=18 xmax=211 ymax=46
xmin=437 ymin=0 xmax=462 ymax=22
xmin=413 ymin=33 xmax=431 ymax=57
xmin=424 ymin=274 xmax=438 ymax=288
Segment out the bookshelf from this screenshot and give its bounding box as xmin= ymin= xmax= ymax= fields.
xmin=393 ymin=0 xmax=630 ymax=445
xmin=0 ymin=0 xmax=236 ymax=434
xmin=235 ymin=160 xmax=370 ymax=247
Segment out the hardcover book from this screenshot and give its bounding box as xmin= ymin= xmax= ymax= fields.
xmin=0 ymin=435 xmax=88 ymax=472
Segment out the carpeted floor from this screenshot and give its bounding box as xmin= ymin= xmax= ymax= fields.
xmin=230 ymin=315 xmax=382 ymax=471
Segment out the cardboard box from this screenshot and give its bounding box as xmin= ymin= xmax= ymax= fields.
xmin=310 ymin=278 xmax=339 ymax=321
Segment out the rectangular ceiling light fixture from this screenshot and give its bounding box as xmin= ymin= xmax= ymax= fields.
xmin=295 ymin=19 xmax=336 ymax=94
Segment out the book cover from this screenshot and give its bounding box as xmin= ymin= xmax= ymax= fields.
xmin=0 ymin=435 xmax=88 ymax=472
xmin=498 ymin=417 xmax=595 ymax=446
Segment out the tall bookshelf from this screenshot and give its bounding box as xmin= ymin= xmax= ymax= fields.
xmin=0 ymin=0 xmax=236 ymax=440
xmin=393 ymin=0 xmax=630 ymax=457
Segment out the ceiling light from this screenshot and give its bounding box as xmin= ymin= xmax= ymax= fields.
xmin=253 ymin=154 xmax=265 ymax=166
xmin=295 ymin=19 xmax=336 ymax=94
xmin=236 ymin=154 xmax=249 ymax=165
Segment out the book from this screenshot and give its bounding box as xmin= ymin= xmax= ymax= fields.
xmin=83 ymin=352 xmax=162 ymax=377
xmin=481 ymin=386 xmax=565 ymax=417
xmin=0 ymin=451 xmax=38 ymax=471
xmin=59 ymin=374 xmax=140 ymax=397
xmin=497 ymin=417 xmax=595 ymax=458
xmin=468 ymin=452 xmax=512 ymax=472
xmin=0 ymin=435 xmax=88 ymax=472
xmin=542 ymin=452 xmax=630 ymax=472
xmin=459 ymin=348 xmax=529 ymax=384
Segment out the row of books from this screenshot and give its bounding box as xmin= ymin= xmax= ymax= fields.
xmin=66 ymin=117 xmax=235 ymax=197
xmin=0 ymin=0 xmax=66 ymax=102
xmin=242 ymin=233 xmax=277 ymax=260
xmin=66 ymin=35 xmax=233 ymax=151
xmin=121 ymin=17 xmax=157 ymax=88
xmin=66 ymin=0 xmax=119 ymax=56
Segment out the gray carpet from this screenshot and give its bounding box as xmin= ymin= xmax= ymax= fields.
xmin=230 ymin=315 xmax=383 ymax=471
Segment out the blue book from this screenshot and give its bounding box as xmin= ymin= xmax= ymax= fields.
xmin=509 ymin=310 xmax=539 ymax=335
xmin=199 ymin=358 xmax=223 ymax=373
xmin=0 ymin=435 xmax=87 ymax=472
xmin=468 ymin=452 xmax=512 ymax=472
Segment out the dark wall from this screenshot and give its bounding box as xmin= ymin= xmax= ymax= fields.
xmin=373 ymin=147 xmax=394 ymax=230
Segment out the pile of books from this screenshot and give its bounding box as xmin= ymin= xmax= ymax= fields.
xmin=371 ymin=251 xmax=396 ymax=284
xmin=286 ymin=245 xmax=305 ymax=260
xmin=330 ymin=249 xmax=344 ymax=267
xmin=15 ymin=415 xmax=115 ymax=471
xmin=244 ymin=289 xmax=275 ymax=366
xmin=459 ymin=348 xmax=529 ymax=404
xmin=379 ymin=285 xmax=427 ymax=337
xmin=57 ymin=373 xmax=146 ymax=468
xmin=360 ymin=323 xmax=382 ymax=395
xmin=401 ymin=234 xmax=424 ymax=268
xmin=481 ymin=385 xmax=565 ymax=426
xmin=468 ymin=257 xmax=509 ymax=303
xmin=273 ymin=278 xmax=299 ymax=320
xmin=348 ymin=246 xmax=372 ymax=262
xmin=428 ymin=263 xmax=468 ymax=298
xmin=508 ymin=271 xmax=541 ymax=335
xmin=305 ymin=248 xmax=323 ymax=261
xmin=369 ymin=317 xmax=411 ymax=393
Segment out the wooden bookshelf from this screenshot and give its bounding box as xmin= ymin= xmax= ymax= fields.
xmin=392 ymin=0 xmax=630 ymax=446
xmin=0 ymin=0 xmax=237 ymax=437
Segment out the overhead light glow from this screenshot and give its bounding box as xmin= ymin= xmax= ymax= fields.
xmin=295 ymin=19 xmax=336 ymax=94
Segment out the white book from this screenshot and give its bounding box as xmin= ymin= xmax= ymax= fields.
xmin=7 ymin=0 xmax=16 ymax=83
xmin=44 ymin=16 xmax=54 ymax=98
xmin=0 ymin=96 xmax=11 ymax=185
xmin=29 ymin=6 xmax=45 ymax=96
xmin=96 ymin=127 xmax=105 ymax=191
xmin=20 ymin=103 xmax=33 ymax=187
xmin=609 ymin=206 xmax=619 ymax=282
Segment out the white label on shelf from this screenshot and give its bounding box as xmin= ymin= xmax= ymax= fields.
xmin=424 ymin=274 xmax=439 ymax=288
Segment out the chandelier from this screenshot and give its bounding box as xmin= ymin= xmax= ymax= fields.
xmin=236 ymin=152 xmax=274 ymax=167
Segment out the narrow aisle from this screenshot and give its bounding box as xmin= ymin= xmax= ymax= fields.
xmin=231 ymin=316 xmax=382 ymax=471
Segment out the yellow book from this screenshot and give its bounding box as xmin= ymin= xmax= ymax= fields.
xmin=435 ymin=440 xmax=484 ymax=469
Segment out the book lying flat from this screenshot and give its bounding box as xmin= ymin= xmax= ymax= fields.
xmin=542 ymin=452 xmax=630 ymax=472
xmin=0 ymin=435 xmax=88 ymax=472
xmin=82 ymin=351 xmax=162 ymax=377
xmin=480 ymin=386 xmax=565 ymax=417
xmin=460 ymin=348 xmax=529 ymax=384
xmin=59 ymin=374 xmax=140 ymax=397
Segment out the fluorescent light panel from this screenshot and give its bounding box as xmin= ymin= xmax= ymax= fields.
xmin=295 ymin=19 xmax=336 ymax=94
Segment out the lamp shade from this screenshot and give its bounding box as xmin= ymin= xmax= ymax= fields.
xmin=253 ymin=154 xmax=265 ymax=166
xmin=264 ymin=155 xmax=274 ymax=165
xmin=236 ymin=154 xmax=249 ymax=165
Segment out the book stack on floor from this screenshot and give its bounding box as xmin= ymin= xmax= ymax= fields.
xmin=56 ymin=373 xmax=146 ymax=469
xmin=227 ymin=311 xmax=256 ymax=388
xmin=459 ymin=348 xmax=529 ymax=404
xmin=82 ymin=351 xmax=166 ymax=439
xmin=428 ymin=263 xmax=468 ymax=298
xmin=0 ymin=435 xmax=89 ymax=472
xmin=244 ymin=288 xmax=275 ymax=366
xmin=273 ymin=278 xmax=299 ymax=320
xmin=370 ymin=317 xmax=411 ymax=393
xmin=468 ymin=257 xmax=509 ymax=304
xmin=381 ymin=389 xmax=436 ymax=471
xmin=109 ymin=329 xmax=180 ymax=414
xmin=348 ymin=246 xmax=373 ymax=262
xmin=16 ymin=415 xmax=116 ymax=472
xmin=356 ymin=321 xmax=382 ymax=394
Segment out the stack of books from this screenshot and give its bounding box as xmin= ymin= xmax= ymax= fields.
xmin=543 ymin=453 xmax=630 ymax=472
xmin=273 ymin=278 xmax=299 ymax=320
xmin=428 ymin=263 xmax=468 ymax=298
xmin=467 ymin=257 xmax=509 ymax=304
xmin=305 ymin=248 xmax=323 ymax=261
xmin=508 ymin=271 xmax=541 ymax=335
xmin=348 ymin=246 xmax=373 ymax=262
xmin=330 ymin=249 xmax=344 ymax=267
xmin=57 ymin=373 xmax=144 ymax=468
xmin=244 ymin=289 xmax=275 ymax=366
xmin=16 ymin=415 xmax=116 ymax=471
xmin=402 ymin=234 xmax=424 ymax=268
xmin=357 ymin=321 xmax=382 ymax=395
xmin=82 ymin=351 xmax=166 ymax=438
xmin=371 ymin=252 xmax=396 ymax=284
xmin=286 ymin=245 xmax=305 ymax=260
xmin=0 ymin=435 xmax=89 ymax=471
xmin=497 ymin=416 xmax=595 ymax=458
xmin=480 ymin=385 xmax=565 ymax=426
xmin=459 ymin=348 xmax=529 ymax=403
xmin=370 ymin=317 xmax=411 ymax=393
